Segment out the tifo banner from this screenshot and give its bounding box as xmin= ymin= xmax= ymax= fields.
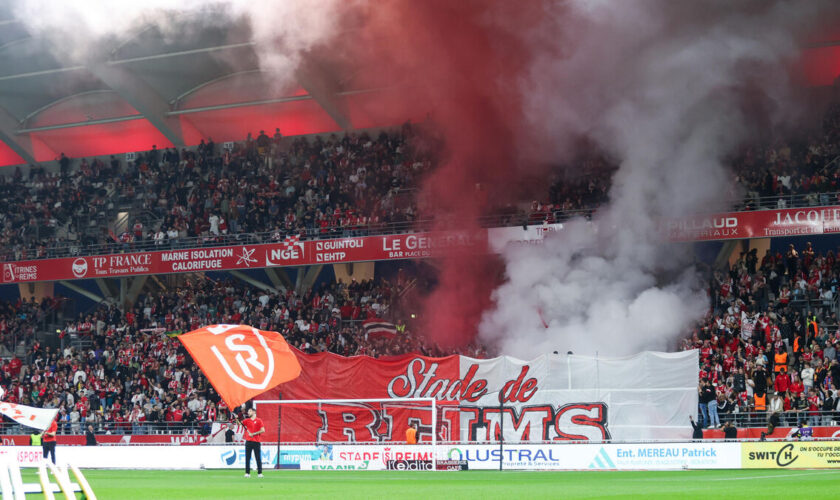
xmin=258 ymin=350 xmax=699 ymax=443
xmin=0 ymin=401 xmax=58 ymax=431
xmin=741 ymin=441 xmax=840 ymax=468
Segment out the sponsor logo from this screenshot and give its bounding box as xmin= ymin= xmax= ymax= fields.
xmin=91 ymin=254 xmax=152 ymax=276
xmin=266 ymin=236 xmax=305 ymax=265
xmin=435 ymin=459 xmax=468 ymax=471
xmin=236 ymin=247 xmax=257 ymax=267
xmin=588 ymin=448 xmax=616 ymax=469
xmin=310 ymin=460 xmax=370 ymax=470
xmin=746 ymin=443 xmax=799 ymax=467
xmin=71 ymin=258 xmax=88 ymax=278
xmin=206 ymin=325 xmax=275 ymax=390
xmin=386 ymin=460 xmax=433 ymax=471
xmin=221 ymin=450 xmax=236 ymax=466
xmin=447 ymin=446 xmax=564 ymax=466
xmin=2 ymin=263 xmax=37 ymax=282
xmin=773 ymin=208 xmax=840 ymax=226
xmin=666 ymin=216 xmax=739 ymax=239
xmin=2 ymin=264 xmax=13 ymax=282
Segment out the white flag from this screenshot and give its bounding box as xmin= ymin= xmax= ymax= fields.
xmin=0 ymin=401 xmax=58 ymax=431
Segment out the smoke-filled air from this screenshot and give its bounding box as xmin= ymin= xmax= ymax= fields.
xmin=478 ymin=0 xmax=838 ymax=358
xmin=13 ymin=0 xmax=840 ymax=357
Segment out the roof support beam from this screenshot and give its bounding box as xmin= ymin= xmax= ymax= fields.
xmin=295 ymin=264 xmax=324 ymax=294
xmin=229 ymin=270 xmax=278 ymax=294
xmin=87 ymin=63 xmax=192 ymax=147
xmin=95 ymin=278 xmax=116 ymax=301
xmin=295 ymin=61 xmax=352 ymax=131
xmin=264 ymin=267 xmax=291 ymax=293
xmin=58 ymin=280 xmax=105 ymax=304
xmin=0 ymin=106 xmax=37 ymax=164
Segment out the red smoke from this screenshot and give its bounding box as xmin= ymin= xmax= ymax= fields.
xmin=321 ymin=1 xmax=550 ymax=348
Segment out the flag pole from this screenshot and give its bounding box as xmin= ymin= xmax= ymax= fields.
xmin=274 ymin=392 xmax=282 ymax=469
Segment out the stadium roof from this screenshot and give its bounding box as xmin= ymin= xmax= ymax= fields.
xmin=0 ymin=7 xmax=417 ymax=167
xmin=0 ymin=6 xmax=838 ymax=169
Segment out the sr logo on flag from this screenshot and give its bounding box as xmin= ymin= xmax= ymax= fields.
xmin=179 ymin=324 xmax=302 ymax=408
xmin=207 ymin=324 xmax=274 ymax=389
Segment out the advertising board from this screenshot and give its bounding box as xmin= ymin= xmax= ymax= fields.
xmin=442 ymin=443 xmax=740 ymax=470
xmin=741 ymin=441 xmax=840 ymax=468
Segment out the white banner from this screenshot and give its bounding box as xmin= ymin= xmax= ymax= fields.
xmin=487 ymin=224 xmax=565 ymax=252
xmin=455 ymin=351 xmax=700 ymax=442
xmin=0 ymin=402 xmax=58 ymax=431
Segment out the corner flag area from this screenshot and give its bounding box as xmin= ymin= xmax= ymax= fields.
xmin=16 ymin=469 xmax=840 ymax=499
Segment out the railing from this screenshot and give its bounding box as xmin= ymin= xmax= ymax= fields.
xmin=699 ymin=409 xmax=840 ymax=428
xmin=735 ymin=190 xmax=840 ymax=211
xmin=5 ymin=187 xmax=840 ymax=263
xmin=0 ymin=209 xmax=592 ymax=263
xmin=0 ymin=421 xmax=222 ymax=436
xmin=1 ymin=410 xmax=836 ymax=438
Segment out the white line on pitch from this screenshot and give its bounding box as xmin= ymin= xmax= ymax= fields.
xmin=708 ymin=471 xmax=840 ymax=481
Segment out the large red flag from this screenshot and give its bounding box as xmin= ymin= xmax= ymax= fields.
xmin=179 ymin=324 xmax=301 ymax=409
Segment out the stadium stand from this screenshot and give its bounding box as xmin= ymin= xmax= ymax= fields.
xmin=5 ymin=98 xmax=840 ymax=263
xmin=4 ymin=99 xmax=840 ymax=435
xmin=0 ymin=127 xmax=438 ymax=262
xmin=0 ymin=276 xmax=489 ymax=435
xmin=685 ymin=241 xmax=840 ymax=431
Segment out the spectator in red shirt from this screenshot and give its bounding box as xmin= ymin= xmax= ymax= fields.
xmin=774 ymin=368 xmax=791 ymax=394
xmin=41 ymin=416 xmax=58 ymax=464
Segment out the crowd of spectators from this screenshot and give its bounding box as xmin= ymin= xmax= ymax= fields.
xmin=733 ymin=103 xmax=840 ymax=210
xmin=3 ymin=102 xmax=838 ymax=263
xmin=0 ymin=125 xmax=438 ymax=262
xmin=0 ymin=275 xmax=486 ymax=434
xmin=0 ymin=297 xmax=60 ymax=357
xmin=683 ymin=241 xmax=840 ymax=434
xmin=5 ymin=101 xmax=840 ymax=436
xmin=526 ymin=102 xmax=840 ymax=224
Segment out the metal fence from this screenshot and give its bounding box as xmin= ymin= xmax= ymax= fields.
xmin=698 ymin=409 xmax=840 ymax=429
xmin=0 ymin=420 xmax=220 ymax=436
xmin=1 ymin=410 xmax=837 ymax=438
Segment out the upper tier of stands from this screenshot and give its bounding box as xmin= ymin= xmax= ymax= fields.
xmin=3 ymin=101 xmax=840 ymax=262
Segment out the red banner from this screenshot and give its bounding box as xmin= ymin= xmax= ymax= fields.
xmin=0 ymin=434 xmax=211 ymax=446
xmin=0 ymin=231 xmax=486 ymax=284
xmin=704 ymin=426 xmax=840 ymax=440
xmin=666 ymin=206 xmax=840 ymax=241
xmin=260 ymin=352 xmax=461 ymax=443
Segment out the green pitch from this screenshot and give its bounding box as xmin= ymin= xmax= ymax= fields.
xmin=19 ymin=468 xmax=840 ymax=499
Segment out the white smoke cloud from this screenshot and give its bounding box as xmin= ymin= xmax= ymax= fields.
xmin=10 ymin=0 xmax=345 ymax=78
xmin=479 ymin=0 xmax=834 ymax=357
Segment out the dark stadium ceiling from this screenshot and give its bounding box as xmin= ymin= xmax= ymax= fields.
xmin=0 ymin=8 xmax=837 ymax=168
xmin=0 ymin=10 xmax=413 ymax=167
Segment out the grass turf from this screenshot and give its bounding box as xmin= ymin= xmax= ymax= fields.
xmin=17 ymin=468 xmax=840 ymax=499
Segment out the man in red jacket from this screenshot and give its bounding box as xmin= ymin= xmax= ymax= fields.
xmin=238 ymin=407 xmax=265 ymax=478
